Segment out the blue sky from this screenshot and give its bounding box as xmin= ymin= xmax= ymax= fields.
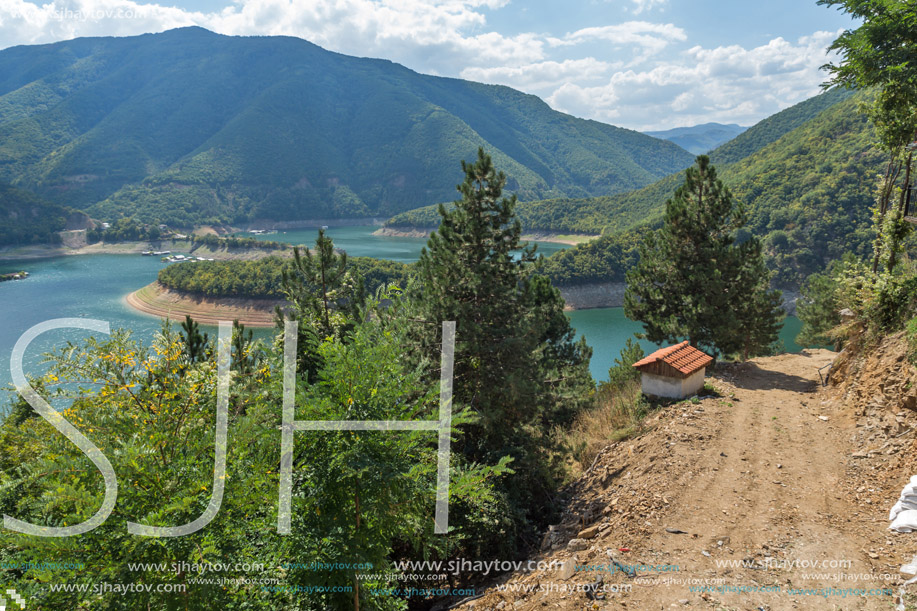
xmin=0 ymin=0 xmax=857 ymax=130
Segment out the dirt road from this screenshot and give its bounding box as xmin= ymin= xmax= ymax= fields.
xmin=457 ymin=350 xmax=912 ymax=610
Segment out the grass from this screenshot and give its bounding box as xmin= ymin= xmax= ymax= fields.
xmin=559 ymin=377 xmax=649 ymax=473
xmin=907 ymin=317 xmax=917 ymax=366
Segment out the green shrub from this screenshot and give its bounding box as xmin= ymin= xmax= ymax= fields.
xmin=906 ymin=317 xmax=917 ymax=366
xmin=607 ymin=336 xmax=645 ymax=389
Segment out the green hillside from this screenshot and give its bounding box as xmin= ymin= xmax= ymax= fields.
xmin=0 ymin=27 xmax=693 ymax=227
xmin=540 ymin=89 xmax=882 ymax=288
xmin=0 ymin=182 xmax=68 ymax=246
xmin=645 ymin=122 xmax=747 ymax=155
xmin=387 ymin=88 xmax=857 ymax=235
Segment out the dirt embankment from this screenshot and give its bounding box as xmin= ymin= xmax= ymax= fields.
xmin=125 ymin=282 xmax=281 ymax=327
xmin=450 ymin=348 xmax=917 ymax=610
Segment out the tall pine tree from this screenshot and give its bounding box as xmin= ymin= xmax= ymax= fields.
xmin=624 ymin=155 xmax=783 ymax=359
xmin=413 ymin=148 xmax=593 ymax=530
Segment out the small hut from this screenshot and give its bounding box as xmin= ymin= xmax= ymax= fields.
xmin=632 ymin=341 xmax=713 ymax=399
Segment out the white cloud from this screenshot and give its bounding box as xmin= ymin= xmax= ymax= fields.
xmin=546 ymin=30 xmax=842 ymax=130
xmin=0 ymin=0 xmax=543 ymax=73
xmin=549 ymin=21 xmax=685 ymax=49
xmin=0 ymin=1 xmax=843 ymax=131
xmin=0 ymin=0 xmax=200 ymax=45
xmin=460 ymin=57 xmax=613 ymax=90
xmin=629 ymin=0 xmax=667 ymax=15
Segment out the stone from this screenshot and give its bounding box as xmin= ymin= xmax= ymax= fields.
xmin=578 ymin=525 xmax=601 ymax=539
xmin=567 ymin=538 xmax=590 ymax=552
xmin=557 ymin=559 xmax=576 ymax=580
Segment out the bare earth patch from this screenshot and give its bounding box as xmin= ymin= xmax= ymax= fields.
xmin=125 ymin=282 xmax=281 ymax=327
xmin=451 ymin=349 xmax=913 ymax=610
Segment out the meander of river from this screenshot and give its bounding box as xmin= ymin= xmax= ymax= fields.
xmin=0 ymin=225 xmax=803 ymax=409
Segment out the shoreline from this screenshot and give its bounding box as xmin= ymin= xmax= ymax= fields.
xmin=374 ymin=226 xmax=599 ymax=246
xmin=125 ymin=283 xmax=281 ymax=327
xmin=0 ymin=239 xmax=291 ymax=263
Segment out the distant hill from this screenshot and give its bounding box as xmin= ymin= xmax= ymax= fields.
xmin=645 ymin=123 xmax=747 ymax=154
xmin=387 ymin=88 xmax=878 ymax=288
xmin=386 ymin=88 xmax=857 ymax=236
xmin=0 ymin=27 xmax=694 ymax=227
xmin=0 ymin=183 xmax=68 ymax=246
xmin=540 ymin=88 xmax=880 ymax=289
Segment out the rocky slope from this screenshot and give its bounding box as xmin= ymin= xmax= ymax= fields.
xmin=444 ymin=347 xmax=917 ymax=610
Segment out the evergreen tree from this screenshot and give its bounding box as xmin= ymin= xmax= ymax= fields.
xmin=413 ymin=148 xmax=593 ymax=529
xmin=624 ymin=155 xmax=783 ymax=360
xmin=179 ymin=314 xmax=209 ymax=364
xmin=733 ymin=239 xmax=786 ymax=360
xmin=275 ymin=229 xmax=365 ymax=383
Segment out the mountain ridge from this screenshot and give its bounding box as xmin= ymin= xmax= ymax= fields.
xmin=0 ymin=27 xmax=694 ymax=226
xmin=646 ymin=122 xmax=747 ymax=154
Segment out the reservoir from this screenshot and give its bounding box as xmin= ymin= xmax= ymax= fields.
xmin=0 ymin=226 xmax=804 ymax=409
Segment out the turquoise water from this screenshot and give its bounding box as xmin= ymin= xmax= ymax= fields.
xmin=0 ymin=226 xmax=805 ymax=408
xmin=235 ymin=225 xmax=571 ymax=262
xmin=567 ymin=307 xmax=804 ymax=381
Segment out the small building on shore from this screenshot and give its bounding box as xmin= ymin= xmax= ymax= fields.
xmin=632 ymin=341 xmax=713 ymax=399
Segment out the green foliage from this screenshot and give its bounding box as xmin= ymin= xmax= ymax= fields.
xmin=541 ymin=228 xmax=644 ymax=286
xmin=798 ymin=253 xmax=917 ymax=348
xmin=390 ymin=88 xmax=879 ymax=290
xmin=86 ymin=217 xmax=164 ymax=244
xmin=624 ymin=156 xmax=784 ymax=360
xmin=819 ymin=0 xmax=917 ymax=151
xmin=796 ymin=254 xmax=859 ymax=348
xmin=279 ymin=230 xmax=361 ymax=340
xmin=191 ymin=233 xmax=288 ymax=251
xmin=179 ymin=315 xmax=210 ymax=364
xmin=708 ymin=88 xmax=855 ymax=165
xmin=231 ymin=320 xmax=261 ymax=376
xmin=411 ymin=148 xmax=594 ymax=545
xmin=0 ymin=27 xmax=693 ymax=226
xmin=0 ymin=182 xmax=67 ymax=246
xmin=0 ymin=291 xmax=507 ymax=609
xmin=607 ymin=337 xmax=644 ymax=389
xmin=906 ymin=317 xmax=917 ymax=366
xmin=156 ymin=256 xmax=411 ymax=300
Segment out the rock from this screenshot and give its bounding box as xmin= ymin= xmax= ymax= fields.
xmin=557 ymin=559 xmax=576 ymax=580
xmin=567 ymin=538 xmax=590 ymax=552
xmin=579 ymin=525 xmax=601 ymax=539
xmin=495 ymin=602 xmax=505 ymax=610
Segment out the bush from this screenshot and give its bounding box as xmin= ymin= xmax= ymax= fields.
xmin=906 ymin=317 xmax=917 ymax=366
xmin=559 ymin=378 xmax=648 ymax=471
xmin=607 ymin=336 xmax=644 ymax=389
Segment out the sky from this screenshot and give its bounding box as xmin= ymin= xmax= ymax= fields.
xmin=0 ymin=0 xmax=858 ymax=131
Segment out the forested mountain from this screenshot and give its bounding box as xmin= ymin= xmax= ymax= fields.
xmin=387 ymin=88 xmax=857 ymax=235
xmin=645 ymin=122 xmax=747 ymax=154
xmin=0 ymin=182 xmax=68 ymax=246
xmin=539 ymin=88 xmax=881 ymax=288
xmin=0 ymin=27 xmax=694 ymax=227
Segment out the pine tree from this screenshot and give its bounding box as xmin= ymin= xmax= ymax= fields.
xmin=732 ymin=239 xmax=785 ymax=359
xmin=179 ymin=315 xmax=209 ymax=364
xmin=413 ymin=148 xmax=592 ymax=524
xmin=624 ymin=155 xmax=783 ymax=359
xmin=275 ymin=229 xmax=365 ymax=382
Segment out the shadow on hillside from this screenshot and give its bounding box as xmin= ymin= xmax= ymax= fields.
xmin=729 ymin=362 xmax=818 ymax=393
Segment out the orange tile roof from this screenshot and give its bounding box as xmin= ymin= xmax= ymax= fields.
xmin=632 ymin=341 xmax=713 ymax=376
